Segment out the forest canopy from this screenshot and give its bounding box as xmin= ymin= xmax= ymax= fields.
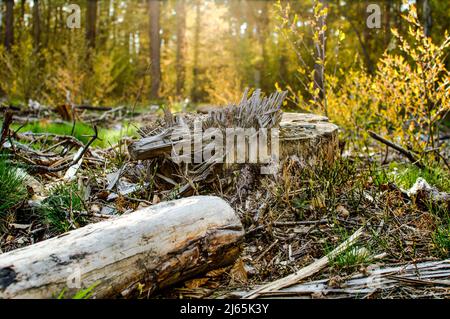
xmin=0 ymin=0 xmax=448 ymax=107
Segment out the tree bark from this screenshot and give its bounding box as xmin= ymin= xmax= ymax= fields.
xmin=175 ymin=0 xmax=186 ymax=98
xmin=86 ymin=0 xmax=98 ymax=49
xmin=313 ymin=0 xmax=327 ymax=115
xmin=0 ymin=196 xmax=244 ymax=299
xmin=32 ymin=0 xmax=41 ymax=50
xmin=191 ymin=0 xmax=201 ymax=102
xmin=4 ymin=0 xmax=14 ymax=51
xmin=149 ymin=0 xmax=161 ymax=100
xmin=0 ymin=1 xmax=3 ymax=40
xmin=423 ymin=0 xmax=432 ymax=37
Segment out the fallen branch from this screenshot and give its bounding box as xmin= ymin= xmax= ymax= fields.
xmin=242 ymin=227 xmax=364 ymax=299
xmin=0 ymin=111 xmax=13 ymax=149
xmin=368 ymin=130 xmax=424 ymax=169
xmin=233 ymin=259 xmax=450 ymax=298
xmin=0 ymin=196 xmax=244 ymax=298
xmin=29 ymin=126 xmax=98 ymax=173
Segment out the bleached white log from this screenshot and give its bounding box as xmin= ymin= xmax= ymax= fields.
xmin=0 ymin=196 xmax=243 ymax=299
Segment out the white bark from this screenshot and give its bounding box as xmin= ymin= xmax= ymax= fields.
xmin=0 ymin=196 xmax=243 ymax=299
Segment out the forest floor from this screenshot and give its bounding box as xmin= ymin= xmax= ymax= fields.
xmin=1 ymin=103 xmax=450 ymax=299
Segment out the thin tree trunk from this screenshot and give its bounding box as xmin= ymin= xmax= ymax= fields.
xmin=191 ymin=0 xmax=201 ymax=102
xmin=423 ymin=0 xmax=432 ymax=37
xmin=0 ymin=0 xmax=3 ymax=40
xmin=32 ymin=0 xmax=41 ymax=50
xmin=19 ymin=0 xmax=25 ymax=28
xmin=384 ymin=0 xmax=392 ymax=47
xmin=45 ymin=0 xmax=52 ymax=47
xmin=175 ymin=0 xmax=186 ymax=98
xmin=86 ymin=0 xmax=98 ymax=49
xmin=149 ymin=0 xmax=161 ymax=100
xmin=313 ymin=0 xmax=327 ymax=115
xmin=4 ymin=0 xmax=13 ymax=51
xmin=257 ymin=1 xmax=269 ymax=91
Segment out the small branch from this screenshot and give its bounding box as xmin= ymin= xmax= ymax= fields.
xmin=242 ymin=227 xmax=364 ymax=299
xmin=30 ymin=126 xmax=98 ymax=173
xmin=0 ymin=111 xmax=13 ymax=149
xmin=368 ymin=130 xmax=424 ymax=169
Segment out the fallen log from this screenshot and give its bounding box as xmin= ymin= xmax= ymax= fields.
xmin=0 ymin=196 xmax=244 ymax=299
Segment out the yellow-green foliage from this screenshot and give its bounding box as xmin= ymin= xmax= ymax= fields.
xmin=280 ymin=2 xmax=450 ymax=160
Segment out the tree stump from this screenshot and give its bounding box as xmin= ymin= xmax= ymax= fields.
xmin=0 ymin=196 xmax=243 ymax=299
xmin=280 ymin=113 xmax=339 ymax=166
xmin=129 ymin=112 xmax=339 ymax=166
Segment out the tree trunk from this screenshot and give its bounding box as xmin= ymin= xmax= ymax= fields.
xmin=0 ymin=1 xmax=3 ymax=40
xmin=149 ymin=0 xmax=161 ymax=100
xmin=257 ymin=1 xmax=269 ymax=92
xmin=384 ymin=0 xmax=392 ymax=47
xmin=19 ymin=0 xmax=25 ymax=28
xmin=45 ymin=0 xmax=52 ymax=47
xmin=313 ymin=0 xmax=327 ymax=115
xmin=0 ymin=196 xmax=244 ymax=299
xmin=423 ymin=0 xmax=432 ymax=37
xmin=4 ymin=0 xmax=13 ymax=51
xmin=32 ymin=0 xmax=41 ymax=50
xmin=175 ymin=0 xmax=186 ymax=98
xmin=191 ymin=0 xmax=201 ymax=102
xmin=86 ymin=0 xmax=98 ymax=49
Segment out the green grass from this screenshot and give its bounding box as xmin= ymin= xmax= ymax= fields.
xmin=38 ymin=182 xmax=86 ymax=233
xmin=56 ymin=282 xmax=100 ymax=299
xmin=384 ymin=162 xmax=450 ymax=192
xmin=11 ymin=120 xmax=138 ymax=148
xmin=324 ymin=225 xmax=373 ymax=270
xmin=433 ymin=219 xmax=450 ymax=258
xmin=0 ymin=154 xmax=28 ymax=217
xmin=329 ymin=245 xmax=372 ymax=270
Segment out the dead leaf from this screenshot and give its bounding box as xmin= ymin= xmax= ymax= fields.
xmin=230 ymin=259 xmax=248 ymax=284
xmin=184 ymin=277 xmax=209 ymax=289
xmin=336 ymin=205 xmax=350 ymax=218
xmin=206 ymin=267 xmax=229 ymax=278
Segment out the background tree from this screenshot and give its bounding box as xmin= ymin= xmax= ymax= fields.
xmin=4 ymin=0 xmax=13 ymax=51
xmin=32 ymin=0 xmax=41 ymax=50
xmin=86 ymin=0 xmax=98 ymax=49
xmin=175 ymin=0 xmax=186 ymax=98
xmin=149 ymin=0 xmax=161 ymax=100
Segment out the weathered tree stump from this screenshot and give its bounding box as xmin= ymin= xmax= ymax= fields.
xmin=0 ymin=196 xmax=243 ymax=299
xmin=279 ymin=113 xmax=339 ymax=166
xmin=129 ymin=112 xmax=339 ymax=166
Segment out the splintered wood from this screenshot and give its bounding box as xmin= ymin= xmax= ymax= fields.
xmin=128 ymin=90 xmax=339 ymax=196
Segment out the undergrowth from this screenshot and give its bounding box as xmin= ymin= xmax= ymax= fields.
xmin=38 ymin=182 xmax=86 ymax=234
xmin=0 ymin=154 xmax=28 ymax=219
